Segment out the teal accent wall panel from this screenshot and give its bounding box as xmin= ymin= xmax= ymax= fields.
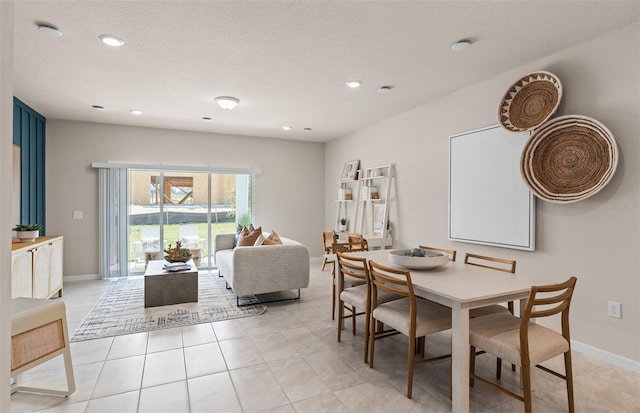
xmin=13 ymin=97 xmax=46 ymax=234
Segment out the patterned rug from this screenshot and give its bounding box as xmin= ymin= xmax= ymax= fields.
xmin=71 ymin=273 xmax=266 ymax=342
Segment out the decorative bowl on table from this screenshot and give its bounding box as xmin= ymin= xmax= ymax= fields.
xmin=388 ymin=248 xmax=449 ymax=270
xmin=163 ymin=241 xmax=192 ymax=263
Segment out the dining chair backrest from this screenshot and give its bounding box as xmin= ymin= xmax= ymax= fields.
xmin=331 ymin=241 xmax=352 ymax=254
xmin=520 ymin=276 xmax=577 ymax=348
xmin=347 ymin=232 xmax=369 ymax=251
xmin=368 ymin=260 xmax=413 ymax=304
xmin=336 ymin=251 xmax=369 ymax=284
xmin=323 ymin=230 xmax=337 ymax=254
xmin=464 ymin=253 xmax=516 ymax=273
xmin=418 ymin=245 xmax=457 ymax=262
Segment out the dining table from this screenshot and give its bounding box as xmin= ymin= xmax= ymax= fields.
xmin=345 ymin=249 xmax=536 ymax=413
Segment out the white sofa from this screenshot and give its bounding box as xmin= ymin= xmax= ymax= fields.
xmin=213 ymin=233 xmax=310 ymax=301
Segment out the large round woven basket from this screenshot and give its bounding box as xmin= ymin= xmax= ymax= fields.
xmin=499 ymin=71 xmax=562 ymax=132
xmin=520 ymin=115 xmax=618 ymax=203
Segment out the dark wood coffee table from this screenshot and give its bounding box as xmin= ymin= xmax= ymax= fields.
xmin=144 ymin=260 xmax=198 ymax=308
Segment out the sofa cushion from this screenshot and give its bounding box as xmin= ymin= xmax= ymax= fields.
xmin=263 ymin=230 xmax=283 ymax=245
xmin=237 ymin=226 xmax=262 ymax=246
xmin=254 ymin=233 xmax=266 ymax=246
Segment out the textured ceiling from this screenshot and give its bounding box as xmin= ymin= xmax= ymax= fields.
xmin=12 ymin=1 xmax=640 ymax=142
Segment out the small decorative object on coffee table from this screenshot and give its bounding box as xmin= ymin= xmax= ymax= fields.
xmin=164 ymin=240 xmax=192 ymax=263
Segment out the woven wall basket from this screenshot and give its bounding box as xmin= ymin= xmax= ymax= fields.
xmin=499 ymin=71 xmax=562 ymax=132
xmin=520 ymin=115 xmax=618 ymax=203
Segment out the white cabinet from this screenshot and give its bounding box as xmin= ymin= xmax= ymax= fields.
xmin=49 ymin=238 xmax=64 ymax=297
xmin=11 ymin=236 xmax=64 ymax=299
xmin=11 ymin=251 xmax=33 ymax=298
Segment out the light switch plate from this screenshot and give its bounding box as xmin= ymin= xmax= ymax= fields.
xmin=72 ymin=211 xmax=83 ymax=219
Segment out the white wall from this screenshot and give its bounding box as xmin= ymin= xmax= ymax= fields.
xmin=326 ymin=23 xmax=640 ymax=362
xmin=0 ymin=2 xmax=13 ymax=410
xmin=46 ymin=120 xmax=325 ymax=276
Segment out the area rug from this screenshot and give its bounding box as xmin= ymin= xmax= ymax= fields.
xmin=71 ymin=273 xmax=266 ymax=342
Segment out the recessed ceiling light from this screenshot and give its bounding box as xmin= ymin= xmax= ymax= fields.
xmin=346 ymin=80 xmax=362 ymax=88
xmin=215 ymin=96 xmax=239 ymax=110
xmin=129 ymin=109 xmax=142 ymax=115
xmin=282 ymin=126 xmax=291 ymax=131
xmin=36 ymin=24 xmax=62 ymax=38
xmin=304 ymin=128 xmax=312 ymax=131
xmin=451 ymin=39 xmax=471 ymax=52
xmin=202 ymin=117 xmax=212 ymax=121
xmin=377 ymin=86 xmax=393 ymax=93
xmin=91 ymin=105 xmax=105 ymax=110
xmin=99 ymin=34 xmax=125 ymax=47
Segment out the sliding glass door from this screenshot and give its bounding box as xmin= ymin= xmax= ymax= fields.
xmin=126 ymin=169 xmax=252 ymax=275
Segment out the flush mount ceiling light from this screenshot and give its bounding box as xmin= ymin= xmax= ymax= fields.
xmin=346 ymin=80 xmax=362 ymax=88
xmin=215 ymin=96 xmax=239 ymax=110
xmin=282 ymin=126 xmax=291 ymax=131
xmin=129 ymin=109 xmax=142 ymax=115
xmin=99 ymin=34 xmax=125 ymax=47
xmin=451 ymin=39 xmax=471 ymax=52
xmin=36 ymin=23 xmax=62 ymax=37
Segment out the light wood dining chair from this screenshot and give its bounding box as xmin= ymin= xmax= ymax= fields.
xmin=336 ymin=252 xmax=398 ymax=363
xmin=330 ymin=241 xmax=362 ymax=320
xmin=418 ymin=245 xmax=457 ymax=261
xmin=368 ymin=260 xmax=452 ymax=399
xmin=469 ymin=276 xmax=577 ymax=413
xmin=347 ymin=232 xmax=369 ymax=251
xmin=464 ymin=252 xmax=517 ymax=377
xmin=321 ymin=229 xmax=338 ymax=272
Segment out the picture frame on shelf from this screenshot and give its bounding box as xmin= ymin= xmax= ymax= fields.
xmin=341 ymin=159 xmax=360 ymax=181
xmin=373 ymin=204 xmax=385 ymax=235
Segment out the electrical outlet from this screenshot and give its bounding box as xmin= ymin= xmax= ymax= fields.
xmin=607 ymin=301 xmax=622 ymax=319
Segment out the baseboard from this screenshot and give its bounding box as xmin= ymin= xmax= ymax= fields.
xmin=572 ymin=340 xmax=640 ymax=373
xmin=64 ymin=274 xmax=101 ymax=282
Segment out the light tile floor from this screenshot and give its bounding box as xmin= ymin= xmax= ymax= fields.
xmin=10 ymin=262 xmax=640 ymax=413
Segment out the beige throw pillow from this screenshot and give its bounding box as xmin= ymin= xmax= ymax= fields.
xmin=263 ymin=230 xmax=283 ymax=245
xmin=237 ymin=226 xmax=262 ymax=247
xmin=254 ymin=233 xmax=266 ymax=246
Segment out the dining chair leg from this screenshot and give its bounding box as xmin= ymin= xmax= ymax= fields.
xmin=565 ymin=351 xmax=575 ymax=413
xmin=407 ymin=332 xmax=416 ymax=399
xmin=331 ymin=272 xmax=336 ymax=320
xmin=507 ymin=301 xmax=517 ymax=373
xmin=470 ymin=346 xmax=476 ymax=387
xmin=522 ymin=362 xmax=533 ymax=413
xmin=497 ymin=358 xmax=502 ymax=379
xmin=363 ymin=310 xmax=371 ymax=363
xmin=368 ymin=316 xmax=376 ymax=368
xmin=351 ymin=305 xmax=357 ymax=335
xmin=337 ymin=298 xmax=344 ymax=342
xmin=321 ymin=257 xmax=328 ymax=271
